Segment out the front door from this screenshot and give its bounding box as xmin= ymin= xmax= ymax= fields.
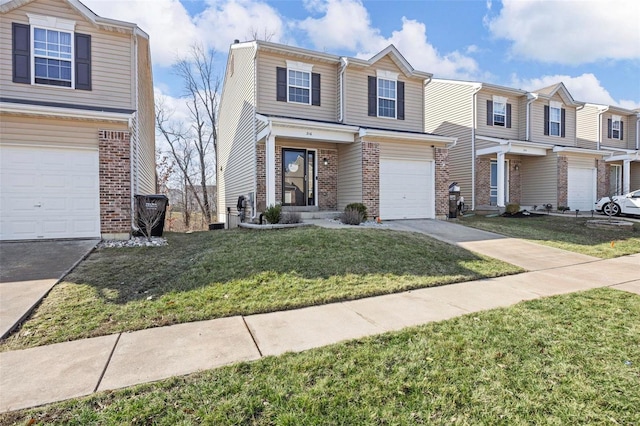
xmin=282 ymin=148 xmax=316 ymax=206
xmin=490 ymin=160 xmax=509 ymax=205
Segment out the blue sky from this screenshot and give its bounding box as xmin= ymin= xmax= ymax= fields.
xmin=84 ymin=0 xmax=640 ymax=113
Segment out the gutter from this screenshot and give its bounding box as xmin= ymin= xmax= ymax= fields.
xmin=525 ymin=92 xmax=538 ymax=141
xmin=470 ymin=83 xmax=482 ymax=210
xmin=339 ymin=57 xmax=348 ymax=122
xmin=596 ymin=105 xmax=609 ymax=151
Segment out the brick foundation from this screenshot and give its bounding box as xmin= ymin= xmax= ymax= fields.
xmin=362 ymin=141 xmax=380 ymax=218
xmin=598 ymin=160 xmax=608 ymax=199
xmin=475 ymin=157 xmax=491 ymax=206
xmin=435 ymin=148 xmax=449 ymax=218
xmin=508 ymin=158 xmax=522 ymax=205
xmin=256 ymin=143 xmax=266 ymax=211
xmin=557 ymin=156 xmax=568 ymax=208
xmin=99 ymin=130 xmax=132 ymax=238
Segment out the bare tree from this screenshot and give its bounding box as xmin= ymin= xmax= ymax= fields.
xmin=172 ymin=45 xmax=220 ymax=223
xmin=247 ymin=27 xmax=276 ymax=42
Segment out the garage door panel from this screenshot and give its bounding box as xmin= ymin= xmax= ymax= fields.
xmin=567 ymin=168 xmax=596 ymax=212
xmin=0 ymin=146 xmax=100 ymax=240
xmin=380 ymin=158 xmax=434 ymax=220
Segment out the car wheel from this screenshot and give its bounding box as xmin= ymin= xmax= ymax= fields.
xmin=603 ymin=202 xmax=620 ymax=216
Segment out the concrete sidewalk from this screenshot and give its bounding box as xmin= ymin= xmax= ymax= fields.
xmin=1 ymin=253 xmax=638 ymax=413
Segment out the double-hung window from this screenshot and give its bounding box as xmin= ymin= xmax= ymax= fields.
xmin=493 ymin=100 xmax=506 ymax=126
xmin=377 ymin=78 xmax=396 ymax=118
xmin=612 ymin=116 xmax=621 ymax=139
xmin=549 ymin=105 xmax=561 ymax=136
xmin=33 ymin=27 xmax=72 ymax=87
xmin=286 ymin=61 xmax=313 ymax=105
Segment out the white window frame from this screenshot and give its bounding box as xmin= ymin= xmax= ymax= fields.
xmin=610 ymin=164 xmax=622 ymax=196
xmin=611 ymin=115 xmax=621 ymax=140
xmin=549 ymin=101 xmax=562 ymax=137
xmin=376 ymin=70 xmax=398 ymax=119
xmin=28 ymin=14 xmax=76 ymax=89
xmin=286 ymin=60 xmax=312 ymax=105
xmin=493 ymin=96 xmax=507 ymax=127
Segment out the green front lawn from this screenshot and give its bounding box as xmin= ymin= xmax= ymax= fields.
xmin=3 ymin=288 xmax=638 ymax=425
xmin=460 ymin=214 xmax=640 ymax=258
xmin=1 ymin=227 xmax=521 ymax=351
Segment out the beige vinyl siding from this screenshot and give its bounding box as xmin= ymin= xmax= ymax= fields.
xmin=517 ymin=97 xmax=528 ymax=141
xmin=627 ymin=116 xmax=638 ymax=150
xmin=476 ymin=89 xmax=521 ymax=140
xmin=630 ymin=163 xmax=640 ymax=191
xmin=256 ymin=51 xmax=338 ymax=122
xmin=530 ymin=94 xmax=577 ymax=146
xmin=567 ymin=155 xmax=597 ymax=169
xmin=379 ymin=141 xmax=435 ymax=160
xmin=520 ymin=153 xmax=558 ymax=206
xmin=1 ymin=0 xmax=134 ymax=110
xmin=425 ymin=81 xmax=475 ymax=203
xmin=344 ymin=56 xmax=423 ymax=132
xmin=134 ymin=35 xmax=156 ymax=195
xmin=600 ymin=112 xmax=630 ymax=150
xmin=576 ymin=105 xmax=598 ymax=150
xmin=337 ymin=139 xmax=362 ymax=209
xmin=218 ymin=45 xmax=257 ymax=218
xmin=0 ymin=114 xmax=126 ymax=148
xmin=276 ymin=138 xmax=337 ymax=151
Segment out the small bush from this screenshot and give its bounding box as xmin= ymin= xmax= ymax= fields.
xmin=340 ymin=207 xmax=364 ymax=225
xmin=505 ymin=203 xmax=520 ymax=215
xmin=263 ymin=204 xmax=282 ymax=224
xmin=557 ymin=206 xmax=570 ymax=213
xmin=279 ymin=211 xmax=302 ymax=224
xmin=345 ymin=203 xmax=368 ymax=221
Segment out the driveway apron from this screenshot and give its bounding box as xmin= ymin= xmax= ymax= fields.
xmin=0 ymin=239 xmax=98 ymax=339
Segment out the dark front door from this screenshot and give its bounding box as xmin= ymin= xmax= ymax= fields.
xmin=282 ymin=148 xmax=315 ymax=206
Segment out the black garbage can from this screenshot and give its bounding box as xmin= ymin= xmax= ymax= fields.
xmin=448 ymin=183 xmax=461 ymax=219
xmin=135 ymin=194 xmax=169 ymax=237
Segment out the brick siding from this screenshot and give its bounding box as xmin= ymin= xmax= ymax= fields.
xmin=508 ymin=157 xmax=522 ymax=205
xmin=256 ymin=143 xmax=266 ymax=211
xmin=99 ymin=130 xmax=131 ymax=236
xmin=475 ymin=157 xmax=491 ymax=206
xmin=362 ymin=141 xmax=380 ymax=218
xmin=598 ymin=160 xmax=609 ymax=198
xmin=434 ymin=147 xmax=449 ymax=218
xmin=557 ymin=156 xmax=568 ymax=208
xmin=317 ymin=148 xmax=338 ymax=209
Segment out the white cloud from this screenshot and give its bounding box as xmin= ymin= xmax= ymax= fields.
xmin=510 ymin=73 xmax=640 ymax=109
xmin=488 ymin=0 xmax=640 ymax=64
xmin=82 ymin=0 xmax=284 ymax=66
xmin=297 ymin=0 xmax=480 ymax=79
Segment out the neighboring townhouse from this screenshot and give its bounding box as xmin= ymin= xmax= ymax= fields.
xmin=0 ymin=0 xmax=155 ymax=240
xmin=218 ymin=41 xmax=456 ymax=225
xmin=577 ymin=104 xmax=640 ymax=195
xmin=425 ymin=80 xmax=609 ymax=212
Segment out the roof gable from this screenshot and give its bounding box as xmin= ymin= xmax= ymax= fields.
xmin=533 ymin=82 xmax=581 ymax=107
xmin=360 ymin=44 xmax=431 ymax=79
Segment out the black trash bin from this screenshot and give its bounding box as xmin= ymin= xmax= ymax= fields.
xmin=448 ymin=183 xmax=461 ymax=219
xmin=135 ymin=194 xmax=169 ymax=237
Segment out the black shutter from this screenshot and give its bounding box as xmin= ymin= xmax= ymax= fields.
xmin=276 ymin=67 xmax=287 ymax=102
xmin=560 ymin=108 xmax=566 ymax=138
xmin=75 ymin=33 xmax=91 ymax=90
xmin=544 ymin=105 xmax=550 ymax=136
xmin=620 ymin=121 xmax=624 ymax=139
xmin=368 ymin=76 xmax=377 ymax=117
xmin=486 ymin=100 xmax=493 ymax=126
xmin=607 ymin=118 xmax=612 ymax=138
xmin=397 ymin=81 xmax=404 ymax=120
xmin=311 ymin=72 xmax=320 ymax=106
xmin=506 ymin=103 xmax=512 ymax=128
xmin=12 ymin=23 xmax=30 ymax=84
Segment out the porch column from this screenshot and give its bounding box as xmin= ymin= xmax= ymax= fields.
xmin=623 ymin=159 xmax=631 ymax=194
xmin=266 ymin=135 xmax=276 ymax=207
xmin=496 ymin=151 xmax=506 ymax=207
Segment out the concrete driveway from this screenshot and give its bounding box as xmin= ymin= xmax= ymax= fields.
xmin=0 ymin=239 xmax=98 ymax=339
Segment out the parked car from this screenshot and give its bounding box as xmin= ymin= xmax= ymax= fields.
xmin=595 ymin=189 xmax=640 ymax=216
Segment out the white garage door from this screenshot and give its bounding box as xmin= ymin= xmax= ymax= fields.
xmin=379 ymin=158 xmax=434 ymax=220
xmin=0 ymin=146 xmax=100 ymax=240
xmin=567 ymin=167 xmax=596 ymax=212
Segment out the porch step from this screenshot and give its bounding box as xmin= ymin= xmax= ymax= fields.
xmin=474 ymin=205 xmax=504 ymax=216
xmin=298 ymin=211 xmax=341 ymax=220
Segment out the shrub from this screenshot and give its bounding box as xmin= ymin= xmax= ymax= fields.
xmin=263 ymin=204 xmax=282 ymax=224
xmin=505 ymin=203 xmax=520 ymax=215
xmin=340 ymin=207 xmax=364 ymax=225
xmin=279 ymin=211 xmax=302 ymax=224
xmin=345 ymin=203 xmax=368 ymax=221
xmin=557 ymin=206 xmax=571 ymax=213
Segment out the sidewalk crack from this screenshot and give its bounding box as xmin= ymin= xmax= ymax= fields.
xmin=242 ymin=317 xmax=263 ymax=358
xmin=94 ymin=333 xmax=121 ymax=393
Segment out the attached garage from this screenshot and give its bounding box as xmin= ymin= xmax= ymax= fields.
xmin=0 ymin=145 xmax=100 ymax=240
xmin=378 ymin=139 xmax=436 ymax=220
xmin=567 ymin=166 xmax=597 ymax=212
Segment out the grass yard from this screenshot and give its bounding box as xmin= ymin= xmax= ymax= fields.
xmin=1 ymin=227 xmax=521 ymax=351
xmin=2 ymin=288 xmax=638 ymax=425
xmin=460 ymin=214 xmax=640 ymax=258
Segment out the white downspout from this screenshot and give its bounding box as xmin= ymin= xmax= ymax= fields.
xmin=636 ymin=113 xmax=640 ymax=150
xmin=471 ymin=84 xmax=482 ymax=211
xmin=130 ymin=32 xmax=139 ymax=232
xmin=339 ymin=57 xmax=348 ymax=123
xmin=525 ymin=93 xmax=538 ymax=141
xmin=596 ymin=106 xmax=609 ymax=151
xmin=251 ymin=44 xmax=259 ymax=220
